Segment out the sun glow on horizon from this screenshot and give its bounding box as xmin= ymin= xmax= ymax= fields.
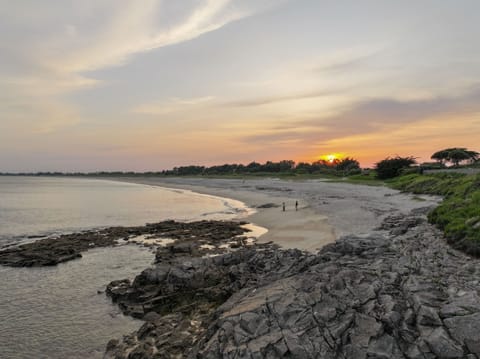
xmin=317 ymin=153 xmax=344 ymax=164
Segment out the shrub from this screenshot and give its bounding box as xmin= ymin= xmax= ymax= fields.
xmin=336 ymin=157 xmax=360 ymax=172
xmin=375 ymin=156 xmax=416 ymax=179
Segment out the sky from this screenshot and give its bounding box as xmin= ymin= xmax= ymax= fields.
xmin=1 ymin=0 xmax=480 ymax=172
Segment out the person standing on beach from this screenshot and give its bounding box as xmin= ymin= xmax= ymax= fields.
xmin=282 ymin=202 xmax=285 ymax=211
xmin=295 ymin=201 xmax=298 ymax=211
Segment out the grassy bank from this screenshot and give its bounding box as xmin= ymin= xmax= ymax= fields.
xmin=388 ymin=172 xmax=480 ymax=255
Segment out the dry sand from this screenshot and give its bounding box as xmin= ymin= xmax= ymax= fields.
xmin=107 ymin=177 xmax=441 ymax=252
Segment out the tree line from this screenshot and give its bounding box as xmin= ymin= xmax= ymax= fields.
xmin=163 ymin=158 xmax=361 ymax=176
xmin=0 ymin=158 xmax=361 ymax=177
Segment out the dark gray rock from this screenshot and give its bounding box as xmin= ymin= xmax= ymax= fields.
xmin=417 ymin=305 xmax=442 ymax=326
xmin=255 ymin=203 xmax=280 ymax=208
xmin=444 ymin=312 xmax=480 ymax=356
xmin=367 ymin=334 xmax=401 ymax=359
xmin=425 ymin=327 xmax=464 ymax=358
xmin=440 ymin=292 xmax=480 ymax=318
xmin=103 ymin=212 xmax=480 ymax=359
xmin=0 ymin=220 xmax=250 ymax=267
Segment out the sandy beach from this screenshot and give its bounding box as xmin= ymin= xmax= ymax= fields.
xmin=107 ymin=176 xmax=441 ymax=252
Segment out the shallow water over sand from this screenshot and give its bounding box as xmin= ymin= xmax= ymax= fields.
xmin=0 ymin=176 xmax=250 ymax=244
xmin=0 ymin=177 xmax=257 ymax=358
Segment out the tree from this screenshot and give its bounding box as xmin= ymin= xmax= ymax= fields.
xmin=449 ymin=149 xmax=471 ymax=167
xmin=375 ymin=156 xmax=416 ymax=179
xmin=246 ymin=161 xmax=262 ymax=172
xmin=431 ymin=148 xmax=479 ymax=167
xmin=295 ymin=162 xmax=313 ymax=173
xmin=431 ymin=149 xmax=451 ymax=164
xmin=336 ymin=157 xmax=360 ymax=172
xmin=278 ymin=160 xmax=295 ymax=172
xmin=466 ymin=149 xmax=480 ymax=163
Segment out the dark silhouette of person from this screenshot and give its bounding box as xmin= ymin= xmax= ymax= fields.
xmin=282 ymin=202 xmax=285 ymax=212
xmin=295 ymin=201 xmax=298 ymax=211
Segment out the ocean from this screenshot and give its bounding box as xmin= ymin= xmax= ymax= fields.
xmin=0 ymin=176 xmax=252 ymax=359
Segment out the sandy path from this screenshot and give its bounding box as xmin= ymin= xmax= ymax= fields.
xmin=105 ymin=177 xmax=441 ymax=252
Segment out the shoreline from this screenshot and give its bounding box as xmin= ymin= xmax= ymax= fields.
xmin=102 ymin=176 xmax=338 ymax=252
xmin=129 ymin=177 xmax=335 ymax=252
xmin=103 ymin=176 xmax=441 ymax=252
xmin=0 ymin=176 xmax=262 ymax=249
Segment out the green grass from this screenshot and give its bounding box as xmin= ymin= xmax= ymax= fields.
xmin=139 ymin=171 xmax=377 ymax=183
xmin=193 ymin=171 xmax=385 ymax=185
xmin=387 ymin=173 xmax=480 ymax=255
xmin=158 ymin=169 xmax=388 ymax=188
xmin=342 ymin=171 xmax=384 ymax=186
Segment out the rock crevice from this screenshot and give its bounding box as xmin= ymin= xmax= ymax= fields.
xmin=105 ymin=211 xmax=480 ymax=358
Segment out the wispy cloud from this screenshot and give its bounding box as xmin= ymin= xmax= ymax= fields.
xmin=312 ymin=51 xmax=379 ymax=74
xmin=50 ymin=0 xmax=246 ymax=74
xmin=8 ymin=0 xmax=252 ymax=91
xmin=303 ymin=85 xmax=480 ymax=138
xmin=134 ymin=96 xmax=215 ymax=115
xmin=239 ymin=84 xmax=480 ymax=147
xmin=1 ymin=0 xmax=272 ymax=135
xmin=223 ymin=89 xmax=341 ymax=107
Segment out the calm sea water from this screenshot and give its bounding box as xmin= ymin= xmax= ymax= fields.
xmin=0 ymin=176 xmax=249 ymax=245
xmin=0 ymin=176 xmax=251 ymax=359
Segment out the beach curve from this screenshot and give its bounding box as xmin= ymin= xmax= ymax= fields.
xmin=103 ymin=176 xmax=441 ymax=252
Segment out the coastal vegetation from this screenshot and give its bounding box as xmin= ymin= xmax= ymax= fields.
xmin=374 ymin=156 xmax=417 ymax=179
xmin=389 ymin=172 xmax=480 ymax=255
xmin=431 ymin=147 xmax=479 ymax=167
xmin=159 ymin=157 xmax=361 ymax=177
xmin=373 ymin=147 xmax=479 ymax=180
xmin=0 ymin=158 xmax=362 ymax=178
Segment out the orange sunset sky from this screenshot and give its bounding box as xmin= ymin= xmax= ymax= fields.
xmin=1 ymin=1 xmax=480 ymax=171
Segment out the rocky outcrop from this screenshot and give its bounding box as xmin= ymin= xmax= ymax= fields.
xmin=105 ymin=211 xmax=480 ymax=358
xmin=0 ymin=220 xmax=250 ymax=267
xmin=0 ymin=231 xmax=110 ymax=267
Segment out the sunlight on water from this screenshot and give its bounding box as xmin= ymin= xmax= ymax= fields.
xmin=0 ymin=176 xmax=250 ymax=244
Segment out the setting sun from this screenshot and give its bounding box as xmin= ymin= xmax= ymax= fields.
xmin=318 ymin=153 xmax=344 ymax=164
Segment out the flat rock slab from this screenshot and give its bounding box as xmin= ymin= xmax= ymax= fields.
xmin=105 ymin=212 xmax=480 ymax=359
xmin=0 ymin=220 xmax=250 ymax=267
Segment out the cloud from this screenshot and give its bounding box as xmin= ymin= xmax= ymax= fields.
xmin=1 ymin=0 xmax=275 ymax=136
xmin=7 ymin=0 xmax=250 ymax=89
xmin=134 ymin=96 xmax=215 ymax=115
xmin=312 ymin=51 xmax=380 ymax=74
xmin=223 ymin=89 xmax=339 ymax=107
xmin=240 ymin=85 xmax=480 ymax=147
xmin=239 ymin=130 xmax=313 ymax=145
xmin=306 ymin=85 xmax=480 ymax=137
xmin=51 ymin=0 xmax=247 ymax=74
xmin=221 ymin=47 xmax=383 ymax=109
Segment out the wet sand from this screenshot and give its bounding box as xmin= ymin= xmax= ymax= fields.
xmin=105 ymin=177 xmax=441 ymax=252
